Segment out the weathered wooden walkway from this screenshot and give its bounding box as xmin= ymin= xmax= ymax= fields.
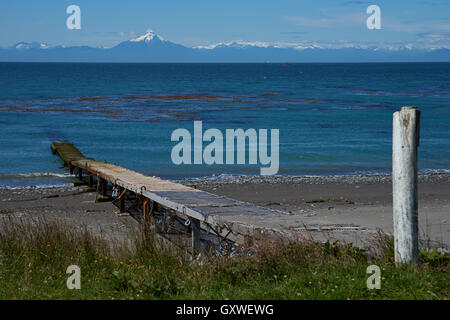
xmin=51 ymin=141 xmax=289 ymax=253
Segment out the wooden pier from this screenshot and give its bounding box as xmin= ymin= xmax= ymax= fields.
xmin=51 ymin=141 xmax=290 ymax=254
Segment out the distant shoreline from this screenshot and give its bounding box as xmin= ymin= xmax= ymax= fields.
xmin=0 ymin=170 xmax=448 ymax=190
xmin=2 ymin=61 xmax=450 ymax=64
xmin=0 ymin=171 xmax=449 ymax=190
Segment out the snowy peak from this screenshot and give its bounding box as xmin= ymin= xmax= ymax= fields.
xmin=130 ymin=30 xmax=165 ymax=43
xmin=195 ymin=41 xmax=271 ymax=50
xmin=12 ymin=42 xmax=50 ymax=50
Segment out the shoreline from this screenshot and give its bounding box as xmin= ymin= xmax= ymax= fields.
xmin=178 ymin=171 xmax=450 ymax=185
xmin=1 ymin=170 xmax=449 ymax=190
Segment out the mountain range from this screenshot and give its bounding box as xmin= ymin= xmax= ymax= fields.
xmin=1 ymin=30 xmax=449 ymax=63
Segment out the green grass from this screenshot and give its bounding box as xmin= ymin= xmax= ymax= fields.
xmin=0 ymin=216 xmax=448 ymax=300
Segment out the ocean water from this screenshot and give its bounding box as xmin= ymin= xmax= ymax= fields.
xmin=0 ymin=62 xmax=449 ymax=187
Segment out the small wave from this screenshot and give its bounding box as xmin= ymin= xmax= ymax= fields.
xmin=420 ymin=168 xmax=450 ymax=174
xmin=176 ymin=169 xmax=450 ymax=184
xmin=0 ymin=172 xmax=71 ymax=179
xmin=0 ymin=172 xmax=72 ymax=189
xmin=0 ymin=183 xmax=73 ymax=190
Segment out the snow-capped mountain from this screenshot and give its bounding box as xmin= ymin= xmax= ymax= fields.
xmin=109 ymin=30 xmax=195 ymax=61
xmin=129 ymin=29 xmax=166 ymax=43
xmin=0 ymin=30 xmax=449 ymax=62
xmin=113 ymin=30 xmax=177 ymax=50
xmin=195 ymin=40 xmax=272 ymax=50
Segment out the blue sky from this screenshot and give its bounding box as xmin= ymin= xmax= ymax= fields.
xmin=0 ymin=0 xmax=449 ymax=48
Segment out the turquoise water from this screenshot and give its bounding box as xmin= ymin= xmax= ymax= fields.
xmin=0 ymin=62 xmax=449 ymax=187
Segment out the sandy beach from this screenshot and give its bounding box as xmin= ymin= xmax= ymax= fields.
xmin=188 ymin=173 xmax=449 ymax=249
xmin=1 ymin=172 xmax=449 ymax=250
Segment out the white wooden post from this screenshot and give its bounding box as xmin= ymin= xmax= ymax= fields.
xmin=392 ymin=106 xmax=420 ymax=264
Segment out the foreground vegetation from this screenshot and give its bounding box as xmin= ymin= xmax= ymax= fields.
xmin=0 ymin=216 xmax=448 ymax=299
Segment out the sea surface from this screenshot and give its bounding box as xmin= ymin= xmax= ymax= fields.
xmin=0 ymin=62 xmax=449 ymax=187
